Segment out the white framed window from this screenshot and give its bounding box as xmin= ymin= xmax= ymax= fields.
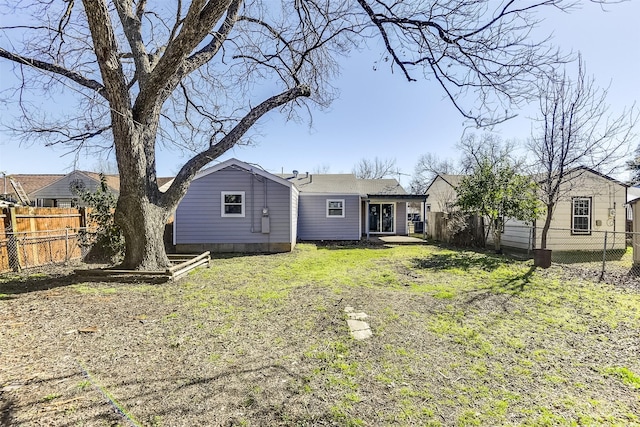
xmin=326 ymin=199 xmax=345 ymax=218
xmin=221 ymin=191 xmax=245 ymax=217
xmin=571 ymin=197 xmax=591 ymax=235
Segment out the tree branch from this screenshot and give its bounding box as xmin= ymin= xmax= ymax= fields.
xmin=0 ymin=48 xmax=106 ymax=98
xmin=162 ymin=84 xmax=311 ymax=207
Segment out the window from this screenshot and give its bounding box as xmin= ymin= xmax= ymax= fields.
xmin=326 ymin=199 xmax=345 ymax=218
xmin=221 ymin=191 xmax=245 ymax=217
xmin=571 ymin=197 xmax=591 ymax=234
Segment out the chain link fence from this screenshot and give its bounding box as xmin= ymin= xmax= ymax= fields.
xmin=546 ymin=228 xmax=638 ymax=283
xmin=0 ymin=228 xmax=95 ymax=273
xmin=496 ymin=225 xmax=640 ymax=282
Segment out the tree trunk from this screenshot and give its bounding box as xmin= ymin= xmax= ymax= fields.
xmin=111 ymin=112 xmax=173 ymax=271
xmin=540 ymin=202 xmax=554 ymax=249
xmin=493 ymin=218 xmax=502 ymax=253
xmin=115 ymin=192 xmax=172 ymax=270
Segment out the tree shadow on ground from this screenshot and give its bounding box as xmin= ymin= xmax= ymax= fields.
xmin=411 ymin=250 xmax=508 ymax=272
xmin=313 ymin=240 xmax=392 ymax=251
xmin=0 ymin=271 xmax=171 ymax=296
xmin=461 ymin=266 xmax=537 ymax=310
xmin=0 ymin=272 xmax=79 ymax=295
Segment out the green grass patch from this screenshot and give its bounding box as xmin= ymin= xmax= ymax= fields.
xmin=11 ymin=242 xmax=640 ymax=426
xmin=603 ymin=366 xmax=640 ymax=389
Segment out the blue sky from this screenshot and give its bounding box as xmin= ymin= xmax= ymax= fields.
xmin=1 ymin=1 xmax=638 ymax=187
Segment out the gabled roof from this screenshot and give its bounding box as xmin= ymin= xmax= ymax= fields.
xmin=424 ymin=174 xmax=464 ymax=194
xmin=276 ymin=172 xmax=408 ymax=196
xmin=4 ymin=170 xmax=175 ymax=201
xmin=4 ymin=174 xmax=63 ymax=198
xmin=278 ymin=173 xmax=361 ymax=194
xmin=195 ymin=158 xmax=294 ymax=188
xmin=563 ymin=166 xmax=628 ymax=188
xmin=357 ymin=178 xmax=407 ymax=196
xmin=32 ymin=171 xmax=116 ymax=198
xmin=426 ymin=167 xmax=626 ymax=195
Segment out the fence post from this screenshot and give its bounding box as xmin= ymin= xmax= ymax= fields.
xmin=601 ymin=231 xmax=608 ymax=280
xmin=65 ymin=228 xmax=69 ymax=262
xmin=7 ymin=207 xmax=22 ymax=271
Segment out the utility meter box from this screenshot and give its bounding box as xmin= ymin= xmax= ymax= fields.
xmin=261 ymin=208 xmax=270 ymax=234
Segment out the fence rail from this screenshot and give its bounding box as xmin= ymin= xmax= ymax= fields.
xmin=1 ymin=206 xmax=92 ymax=273
xmin=495 ymin=226 xmax=639 ymax=279
xmin=425 ymin=214 xmax=639 ymax=281
xmin=0 ymin=228 xmax=94 ymax=272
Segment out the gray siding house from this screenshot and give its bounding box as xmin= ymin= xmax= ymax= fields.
xmin=174 ymin=159 xmax=298 ymax=253
xmin=174 ymin=158 xmax=424 ymax=253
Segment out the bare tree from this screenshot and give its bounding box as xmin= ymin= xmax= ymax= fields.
xmin=0 ymin=0 xmax=595 ymax=269
xmin=455 ymin=133 xmax=539 ymax=251
xmin=312 ymin=163 xmax=331 ymax=174
xmin=352 ymin=157 xmax=397 ymax=179
xmin=458 ymin=133 xmax=525 ymax=174
xmin=93 ymin=157 xmax=119 ymax=175
xmin=410 ymin=153 xmax=457 ymax=194
xmin=527 ymin=55 xmax=638 ymax=249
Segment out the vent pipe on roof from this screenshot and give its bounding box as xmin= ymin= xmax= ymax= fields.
xmin=293 ymin=170 xmax=298 ymax=178
xmin=305 ymin=171 xmax=309 ymax=178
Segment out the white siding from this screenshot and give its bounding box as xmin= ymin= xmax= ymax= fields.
xmin=534 ymin=171 xmax=626 ymax=251
xmin=426 ymin=177 xmax=458 ymax=212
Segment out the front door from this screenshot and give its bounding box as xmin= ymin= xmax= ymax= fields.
xmin=369 ymin=203 xmax=395 ymax=233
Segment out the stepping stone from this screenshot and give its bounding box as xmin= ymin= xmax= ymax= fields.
xmin=345 ymin=307 xmax=372 ymax=340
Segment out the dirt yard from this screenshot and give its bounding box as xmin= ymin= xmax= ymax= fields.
xmin=1 ymin=244 xmax=639 ymax=426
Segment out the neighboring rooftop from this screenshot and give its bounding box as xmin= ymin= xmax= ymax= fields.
xmin=2 ymin=171 xmax=174 ymax=202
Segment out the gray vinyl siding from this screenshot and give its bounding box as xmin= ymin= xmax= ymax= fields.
xmin=298 ymin=194 xmax=361 ymax=240
xmin=395 ymin=202 xmax=407 ymax=235
xmin=175 ymin=166 xmax=292 ymax=244
xmin=291 ymin=188 xmax=299 ymax=248
xmin=31 ymin=172 xmax=104 ymax=206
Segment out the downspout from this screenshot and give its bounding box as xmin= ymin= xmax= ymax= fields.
xmin=365 ymin=199 xmax=370 ymax=241
xmin=423 ymin=196 xmax=427 ymax=240
xmin=250 ymin=173 xmax=255 ymax=232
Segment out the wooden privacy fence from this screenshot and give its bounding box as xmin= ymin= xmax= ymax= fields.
xmin=426 ymin=212 xmax=485 ymax=247
xmin=0 ymin=207 xmax=90 ymax=273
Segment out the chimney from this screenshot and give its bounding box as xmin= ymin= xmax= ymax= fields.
xmin=293 ymin=170 xmax=299 ymax=178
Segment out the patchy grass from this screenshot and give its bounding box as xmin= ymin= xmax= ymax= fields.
xmin=1 ymin=243 xmax=639 ymax=426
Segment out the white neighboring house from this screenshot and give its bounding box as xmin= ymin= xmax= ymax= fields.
xmin=424 ymin=167 xmax=628 ymax=251
xmin=424 ymin=174 xmax=463 ymax=214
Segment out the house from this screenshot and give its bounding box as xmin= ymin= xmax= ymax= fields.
xmin=424 ymin=174 xmax=464 ymax=213
xmin=423 ymin=167 xmax=628 ymax=251
xmin=173 ymin=158 xmax=425 ymax=253
xmin=2 ymin=171 xmax=173 ymax=207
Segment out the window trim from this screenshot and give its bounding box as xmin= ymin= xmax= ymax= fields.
xmin=326 ymin=199 xmax=345 ymax=218
xmin=571 ymin=196 xmax=592 ymax=235
xmin=221 ymin=191 xmax=245 ymax=218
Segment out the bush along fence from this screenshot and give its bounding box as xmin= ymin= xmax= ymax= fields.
xmin=0 ymin=207 xmax=93 ymax=273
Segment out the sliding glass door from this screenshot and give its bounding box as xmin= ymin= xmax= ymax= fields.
xmin=368 ymin=203 xmax=395 ymax=233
